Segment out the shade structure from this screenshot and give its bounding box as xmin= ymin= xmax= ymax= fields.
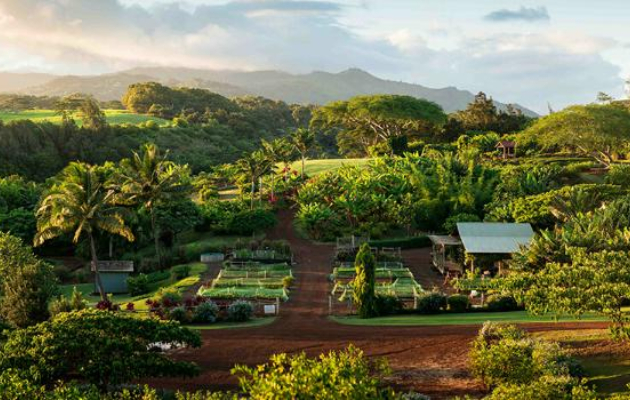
xmin=456 ymin=222 xmax=533 ymax=254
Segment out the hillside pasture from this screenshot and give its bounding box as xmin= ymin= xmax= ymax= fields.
xmin=288 ymin=158 xmax=371 ymax=176
xmin=0 ymin=109 xmax=169 ymax=126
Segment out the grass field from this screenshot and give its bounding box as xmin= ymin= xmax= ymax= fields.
xmin=330 ymin=311 xmax=606 ymax=326
xmin=288 ymin=158 xmax=371 ymax=176
xmin=0 ymin=109 xmax=169 ymax=126
xmin=186 ymin=317 xmax=276 ymax=330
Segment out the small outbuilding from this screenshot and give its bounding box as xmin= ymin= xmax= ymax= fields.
xmin=92 ymin=261 xmax=134 ymax=294
xmin=428 ymin=222 xmax=534 ymax=276
xmin=457 ymin=222 xmax=534 ymax=254
xmin=495 ymin=140 xmax=516 ymax=159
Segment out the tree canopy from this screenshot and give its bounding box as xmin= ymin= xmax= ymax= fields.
xmin=0 ymin=309 xmax=201 ymax=390
xmin=311 ymin=95 xmax=447 ymax=156
xmin=520 ymin=104 xmax=630 ymax=166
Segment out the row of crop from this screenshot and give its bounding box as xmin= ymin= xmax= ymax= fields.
xmin=198 ymin=261 xmax=293 ymax=301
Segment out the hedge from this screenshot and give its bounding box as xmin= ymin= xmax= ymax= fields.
xmin=368 ymin=236 xmax=431 ymax=249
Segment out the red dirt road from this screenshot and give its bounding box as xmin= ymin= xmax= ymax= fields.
xmin=148 ymin=210 xmax=607 ymax=399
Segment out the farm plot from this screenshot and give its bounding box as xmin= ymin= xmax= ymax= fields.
xmin=198 ymin=262 xmax=293 ymax=302
xmin=329 ymin=239 xmax=424 ymax=311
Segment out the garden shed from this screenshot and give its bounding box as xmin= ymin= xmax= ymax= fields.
xmin=92 ymin=261 xmax=134 ymax=294
xmin=429 ymin=222 xmax=534 ymax=276
xmin=456 ymin=222 xmax=534 ymax=254
xmin=428 ymin=235 xmax=463 ymax=275
xmin=496 ymin=140 xmax=516 ymax=159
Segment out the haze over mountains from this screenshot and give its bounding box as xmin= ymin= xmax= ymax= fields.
xmin=0 ymin=67 xmax=537 ymax=116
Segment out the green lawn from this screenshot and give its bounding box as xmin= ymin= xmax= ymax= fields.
xmin=0 ymin=109 xmax=169 ymax=126
xmin=59 ymin=262 xmax=208 ymax=310
xmin=288 ymin=158 xmax=371 ymax=176
xmin=186 ymin=317 xmax=276 ymax=330
xmin=330 ymin=311 xmax=606 ymax=326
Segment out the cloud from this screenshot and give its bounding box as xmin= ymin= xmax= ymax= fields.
xmin=0 ymin=0 xmax=624 ymax=112
xmin=484 ymin=6 xmax=550 ymax=22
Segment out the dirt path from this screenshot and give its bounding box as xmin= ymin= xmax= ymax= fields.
xmin=148 ymin=210 xmax=607 ymax=399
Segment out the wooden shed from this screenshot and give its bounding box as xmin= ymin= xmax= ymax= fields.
xmin=92 ymin=261 xmax=134 ymax=294
xmin=495 ymin=140 xmax=516 ymax=159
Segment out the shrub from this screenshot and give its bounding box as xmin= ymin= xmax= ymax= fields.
xmin=227 ymin=300 xmax=253 ymax=322
xmin=232 ymin=345 xmax=395 ymax=399
xmin=48 ymin=296 xmax=72 ymax=317
xmin=606 ymin=164 xmax=630 ymax=186
xmin=168 ymin=306 xmax=190 ymax=324
xmin=353 ymin=243 xmax=378 ymax=319
xmin=193 ymin=301 xmax=219 ymax=324
xmin=485 ymin=375 xmax=597 ymax=400
xmin=172 ymin=265 xmax=192 ymax=280
xmin=0 ymin=309 xmax=201 ymax=390
xmin=0 ymin=232 xmax=58 ymax=328
xmin=49 ymin=287 xmax=87 ymax=317
xmin=400 ymin=393 xmax=431 ymax=400
xmin=470 ymin=323 xmax=581 ymax=388
xmin=156 ymin=288 xmax=183 ymax=307
xmin=374 ymin=295 xmax=403 ymax=316
xmin=368 ymin=236 xmax=432 ymax=249
xmin=479 ymin=321 xmax=525 ymax=343
xmin=447 ymin=295 xmax=470 ymax=313
xmin=127 ymin=274 xmax=150 ymax=296
xmin=52 ymin=264 xmax=73 ymax=283
xmin=95 ymin=298 xmax=119 ymax=311
xmin=486 ymin=295 xmax=520 ymax=312
xmin=416 ymin=292 xmax=447 ymax=314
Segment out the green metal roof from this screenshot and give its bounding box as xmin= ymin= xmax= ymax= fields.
xmin=456 ymin=222 xmax=534 ymax=254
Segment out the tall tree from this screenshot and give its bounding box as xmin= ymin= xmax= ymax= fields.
xmin=77 ymin=97 xmax=107 ymax=130
xmin=311 ymin=95 xmax=447 ymax=156
xmin=236 ymin=150 xmax=272 ymax=210
xmin=520 ymin=104 xmax=630 ymax=167
xmin=353 ymin=243 xmax=377 ymax=318
xmin=34 ymin=162 xmax=133 ymax=300
xmin=119 ymin=144 xmax=191 ymax=268
xmin=0 ymin=232 xmax=57 ymax=328
xmin=290 ymin=128 xmax=316 ymax=178
xmin=261 ymin=137 xmax=294 ymax=197
xmin=0 ymin=309 xmax=201 ymax=391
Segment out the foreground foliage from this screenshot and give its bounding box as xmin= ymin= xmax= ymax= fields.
xmin=0 ymin=309 xmax=201 ymax=390
xmin=0 ymin=232 xmax=57 ymax=327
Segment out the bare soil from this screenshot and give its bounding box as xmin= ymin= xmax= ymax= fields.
xmin=147 ymin=209 xmax=607 ymax=399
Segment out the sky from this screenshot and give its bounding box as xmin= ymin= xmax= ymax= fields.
xmin=0 ymin=0 xmax=628 ymax=113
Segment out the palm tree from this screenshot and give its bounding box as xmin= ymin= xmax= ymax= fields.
xmin=236 ymin=150 xmax=272 ymax=210
xmin=119 ymin=144 xmax=191 ymax=268
xmin=34 ymin=162 xmax=134 ymax=301
xmin=291 ymin=128 xmax=316 ymax=178
xmin=261 ymin=138 xmax=294 ymax=198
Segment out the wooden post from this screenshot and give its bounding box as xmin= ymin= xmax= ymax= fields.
xmin=276 ymin=297 xmax=280 ymax=315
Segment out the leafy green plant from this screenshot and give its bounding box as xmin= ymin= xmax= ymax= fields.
xmin=0 ymin=309 xmax=201 ymax=390
xmin=486 ymin=295 xmax=519 ymax=312
xmin=232 ymin=345 xmax=397 ymax=399
xmin=172 ymin=265 xmax=192 ymax=280
xmin=416 ymin=292 xmax=447 ymax=314
xmin=0 ymin=232 xmax=57 ymax=328
xmin=447 ymin=295 xmax=470 ymax=313
xmin=227 ymin=300 xmax=254 ymax=322
xmin=353 ymin=243 xmax=378 ymax=318
xmin=168 ymin=306 xmax=190 ymax=324
xmin=127 ymin=274 xmax=150 ymax=296
xmin=193 ymin=301 xmax=219 ymax=324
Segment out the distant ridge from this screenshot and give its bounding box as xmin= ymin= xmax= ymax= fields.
xmin=0 ymin=67 xmax=538 ymax=116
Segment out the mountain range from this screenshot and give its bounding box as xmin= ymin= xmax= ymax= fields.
xmin=0 ymin=67 xmax=538 ymax=116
